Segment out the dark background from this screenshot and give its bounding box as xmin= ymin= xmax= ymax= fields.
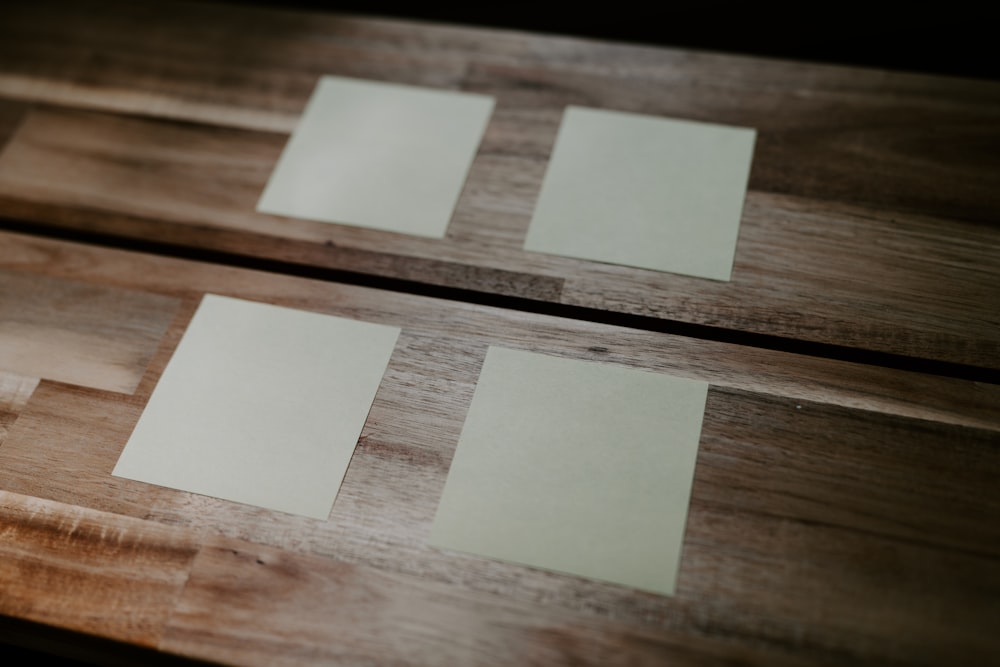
xmin=221 ymin=1 xmax=999 ymax=81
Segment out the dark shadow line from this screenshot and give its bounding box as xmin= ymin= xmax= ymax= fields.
xmin=2 ymin=217 xmax=996 ymax=385
xmin=0 ymin=616 xmax=224 ymax=666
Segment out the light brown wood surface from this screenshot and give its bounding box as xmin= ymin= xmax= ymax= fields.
xmin=0 ymin=0 xmax=998 ymax=369
xmin=0 ymin=270 xmax=179 ymax=393
xmin=0 ymin=230 xmax=998 ymax=665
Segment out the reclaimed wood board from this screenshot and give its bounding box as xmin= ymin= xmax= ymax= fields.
xmin=0 ymin=230 xmax=997 ymax=665
xmin=0 ymin=1 xmax=998 ymax=369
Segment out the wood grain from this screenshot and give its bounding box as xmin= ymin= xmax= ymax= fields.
xmin=0 ymin=270 xmax=180 ymax=393
xmin=1 ymin=2 xmax=998 ymax=663
xmin=0 ymin=0 xmax=997 ymax=368
xmin=0 ymin=490 xmax=199 ymax=647
xmin=0 ymin=372 xmax=37 ymax=446
xmin=1 ymin=231 xmax=994 ymax=431
xmin=0 ymin=107 xmax=996 ymax=370
xmin=0 ymin=0 xmax=468 ymax=130
xmin=0 ymin=230 xmax=996 ymax=664
xmin=165 ymin=537 xmax=811 ymax=667
xmin=463 ymin=59 xmax=1000 ymax=223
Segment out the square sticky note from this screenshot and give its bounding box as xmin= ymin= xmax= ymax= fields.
xmin=113 ymin=294 xmax=400 ymax=519
xmin=257 ymin=75 xmax=495 ymax=238
xmin=430 ymin=346 xmax=708 ymax=596
xmin=524 ymin=106 xmax=756 ymax=281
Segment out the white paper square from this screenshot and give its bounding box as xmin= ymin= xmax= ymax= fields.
xmin=525 ymin=106 xmax=756 ymax=280
xmin=257 ymin=75 xmax=495 ymax=238
xmin=430 ymin=346 xmax=708 ymax=596
xmin=113 ymin=294 xmax=400 ymax=519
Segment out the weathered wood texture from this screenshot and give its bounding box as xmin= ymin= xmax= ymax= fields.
xmin=0 ymin=492 xmax=199 ymax=648
xmin=0 ymin=270 xmax=180 ymax=393
xmin=0 ymin=372 xmax=37 ymax=447
xmin=0 ymin=0 xmax=997 ymax=368
xmin=0 ymin=231 xmax=997 ymax=665
xmin=164 ymin=537 xmax=813 ymax=667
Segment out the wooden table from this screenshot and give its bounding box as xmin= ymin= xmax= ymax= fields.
xmin=1 ymin=2 xmax=998 ymax=665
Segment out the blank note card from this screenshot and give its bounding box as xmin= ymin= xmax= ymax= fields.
xmin=113 ymin=294 xmax=400 ymax=519
xmin=257 ymin=75 xmax=495 ymax=238
xmin=524 ymin=106 xmax=756 ymax=281
xmin=430 ymin=346 xmax=708 ymax=596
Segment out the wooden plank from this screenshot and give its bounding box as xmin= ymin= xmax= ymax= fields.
xmin=0 ymin=231 xmax=994 ymax=431
xmin=0 ymin=231 xmax=996 ymax=664
xmin=0 ymin=0 xmax=471 ymax=131
xmin=4 ymin=0 xmax=999 ymax=225
xmin=164 ymin=536 xmax=810 ymax=667
xmin=0 ymin=105 xmax=996 ymax=369
xmin=0 ymin=269 xmax=181 ymax=393
xmin=3 ymin=1 xmax=995 ymax=126
xmin=0 ymin=1 xmax=997 ymax=369
xmin=0 ymin=3 xmax=998 ymax=661
xmin=164 ymin=510 xmax=1000 ymax=666
xmin=462 ymin=60 xmax=1000 ymax=223
xmin=0 ymin=490 xmax=199 ymax=648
